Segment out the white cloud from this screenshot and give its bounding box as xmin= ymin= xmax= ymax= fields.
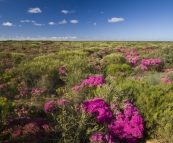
xmin=70 ymin=20 xmax=79 ymax=24
xmin=19 ymin=25 xmax=22 ymax=27
xmin=61 ymin=10 xmax=75 ymax=14
xmin=32 ymin=21 xmax=44 ymax=26
xmin=21 ymin=20 xmax=30 ymax=22
xmin=94 ymin=22 xmax=96 ymax=26
xmin=101 ymin=12 xmax=104 ymax=14
xmin=33 ymin=23 xmax=44 ymax=26
xmin=28 ymin=8 xmax=42 ymax=13
xmin=108 ymin=17 xmax=124 ymax=23
xmin=58 ymin=19 xmax=67 ymax=24
xmin=2 ymin=22 xmax=15 ymax=26
xmin=61 ymin=10 xmax=68 ymax=14
xmin=49 ymin=22 xmax=56 ymax=25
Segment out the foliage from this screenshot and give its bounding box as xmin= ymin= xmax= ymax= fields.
xmin=104 ymin=63 xmax=134 ymax=77
xmin=0 ymin=96 xmax=15 ymax=123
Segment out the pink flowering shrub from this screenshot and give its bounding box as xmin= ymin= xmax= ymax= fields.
xmin=125 ymin=48 xmax=140 ymax=66
xmin=140 ymin=59 xmax=162 ymax=71
xmin=71 ymin=85 xmax=81 ymax=91
xmin=57 ymin=99 xmax=67 ymax=106
xmin=21 ymin=87 xmax=28 ymax=95
xmin=160 ymin=78 xmax=171 ymax=84
xmin=44 ymin=101 xmax=55 ymax=112
xmin=72 ymin=76 xmax=104 ymax=92
xmin=44 ymin=99 xmax=67 ymax=113
xmin=1 ymin=118 xmax=51 ymax=142
xmin=81 ymin=76 xmax=105 ymax=87
xmin=90 ymin=133 xmax=106 ymax=143
xmin=14 ymin=107 xmax=29 ymax=118
xmin=108 ymin=100 xmax=144 ymax=143
xmin=0 ymin=84 xmax=5 ymax=88
xmin=90 ymin=133 xmax=118 ymax=143
xmin=164 ymin=68 xmax=173 ymax=72
xmin=31 ymin=87 xmax=44 ymax=95
xmin=79 ymin=98 xmax=113 ymax=123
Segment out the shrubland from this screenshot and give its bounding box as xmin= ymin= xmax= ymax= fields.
xmin=0 ymin=41 xmax=173 ymax=143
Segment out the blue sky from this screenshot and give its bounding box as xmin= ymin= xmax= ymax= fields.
xmin=0 ymin=0 xmax=173 ymax=41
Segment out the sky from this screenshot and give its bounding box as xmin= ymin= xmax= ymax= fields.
xmin=0 ymin=0 xmax=173 ymax=41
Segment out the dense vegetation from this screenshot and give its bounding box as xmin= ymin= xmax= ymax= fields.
xmin=0 ymin=41 xmax=173 ymax=143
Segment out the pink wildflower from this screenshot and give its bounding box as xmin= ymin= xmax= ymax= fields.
xmin=0 ymin=84 xmax=5 ymax=88
xmin=160 ymin=78 xmax=171 ymax=84
xmin=57 ymin=99 xmax=67 ymax=105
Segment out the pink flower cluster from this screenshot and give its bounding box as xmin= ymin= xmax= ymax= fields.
xmin=44 ymin=101 xmax=55 ymax=112
xmin=58 ymin=65 xmax=67 ymax=75
xmin=125 ymin=49 xmax=139 ymax=66
xmin=140 ymin=59 xmax=162 ymax=71
xmin=164 ymin=68 xmax=173 ymax=72
xmin=108 ymin=101 xmax=144 ymax=143
xmin=31 ymin=88 xmax=44 ymax=95
xmin=90 ymin=133 xmax=118 ymax=143
xmin=117 ymin=46 xmax=140 ymax=66
xmin=4 ymin=68 xmax=10 ymax=72
xmin=71 ymin=85 xmax=81 ymax=91
xmin=14 ymin=107 xmax=28 ymax=117
xmin=72 ymin=76 xmax=104 ymax=91
xmin=90 ymin=133 xmax=106 ymax=143
xmin=81 ymin=76 xmax=105 ymax=87
xmin=116 ymin=46 xmax=126 ymax=53
xmin=44 ymin=99 xmax=67 ymax=112
xmin=0 ymin=84 xmax=5 ymax=88
xmin=160 ymin=78 xmax=171 ymax=84
xmin=80 ymin=98 xmax=113 ymax=123
xmin=21 ymin=88 xmax=28 ymax=95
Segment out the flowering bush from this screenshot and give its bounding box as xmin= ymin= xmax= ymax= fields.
xmin=140 ymin=59 xmax=162 ymax=71
xmin=44 ymin=99 xmax=67 ymax=113
xmin=80 ymin=98 xmax=113 ymax=123
xmin=72 ymin=76 xmax=104 ymax=92
xmin=90 ymin=133 xmax=106 ymax=143
xmin=44 ymin=101 xmax=55 ymax=112
xmin=1 ymin=118 xmax=51 ymax=142
xmin=0 ymin=84 xmax=5 ymax=88
xmin=71 ymin=85 xmax=81 ymax=91
xmin=160 ymin=78 xmax=171 ymax=84
xmin=108 ymin=100 xmax=144 ymax=143
xmin=125 ymin=48 xmax=139 ymax=66
xmin=81 ymin=76 xmax=105 ymax=88
xmin=31 ymin=87 xmax=44 ymax=95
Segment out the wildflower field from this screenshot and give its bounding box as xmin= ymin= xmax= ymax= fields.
xmin=0 ymin=41 xmax=173 ymax=143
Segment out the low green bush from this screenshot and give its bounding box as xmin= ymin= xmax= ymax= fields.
xmin=0 ymin=96 xmax=15 ymax=123
xmin=104 ymin=63 xmax=134 ymax=77
xmin=102 ymin=53 xmax=126 ymax=66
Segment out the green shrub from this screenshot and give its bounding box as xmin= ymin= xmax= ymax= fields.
xmin=104 ymin=63 xmax=134 ymax=77
xmin=0 ymin=96 xmax=15 ymax=123
xmin=102 ymin=53 xmax=126 ymax=66
xmin=9 ymin=54 xmax=63 ymax=92
xmin=50 ymin=103 xmax=105 ymax=143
